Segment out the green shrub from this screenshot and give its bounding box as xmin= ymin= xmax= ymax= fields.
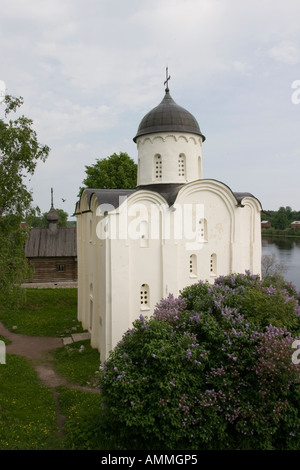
xmin=98 ymin=272 xmax=300 ymax=450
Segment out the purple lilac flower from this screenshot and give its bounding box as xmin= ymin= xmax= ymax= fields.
xmin=227 ymin=353 xmax=238 ymax=361
xmin=189 ymin=312 xmax=201 ymax=323
xmin=153 ymin=293 xmax=187 ymax=323
xmin=117 ymin=371 xmax=126 ymax=379
xmin=265 ymin=286 xmax=276 ymax=296
xmin=186 ymin=349 xmax=192 ymax=358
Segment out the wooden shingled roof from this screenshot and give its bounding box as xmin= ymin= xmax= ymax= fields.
xmin=25 ymin=227 xmax=77 ymax=258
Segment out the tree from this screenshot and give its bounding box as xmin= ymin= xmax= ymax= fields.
xmin=0 ymin=95 xmax=49 ymax=304
xmin=261 ymin=253 xmax=287 ymax=277
xmin=273 ymin=207 xmax=290 ymax=230
xmin=79 ymin=152 xmax=137 ymax=195
xmin=0 ymin=95 xmax=49 ymax=216
xmin=261 ymin=206 xmax=300 ymax=229
xmin=28 ymin=208 xmax=69 ymax=228
xmin=98 ymin=273 xmax=300 ymax=450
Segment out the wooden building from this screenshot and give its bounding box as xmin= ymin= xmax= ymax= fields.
xmin=25 ymin=204 xmax=77 ymax=283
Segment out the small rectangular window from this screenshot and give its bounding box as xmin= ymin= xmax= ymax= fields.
xmin=57 ymin=264 xmax=65 ymax=272
xmin=140 ymin=283 xmax=150 ymax=310
xmin=210 ymin=254 xmax=217 ymax=276
xmin=154 ymin=154 xmax=162 ymax=180
xmin=189 ymin=254 xmax=197 ymax=278
xmin=178 ymin=154 xmax=186 ymax=178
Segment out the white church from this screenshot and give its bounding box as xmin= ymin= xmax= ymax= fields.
xmin=75 ymin=79 xmax=262 ymax=361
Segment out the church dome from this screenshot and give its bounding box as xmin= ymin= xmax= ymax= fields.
xmin=46 ymin=206 xmax=59 ymax=222
xmin=133 ymin=88 xmax=205 ymax=142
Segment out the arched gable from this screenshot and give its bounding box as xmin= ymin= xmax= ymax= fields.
xmin=124 ymin=189 xmax=169 ymax=210
xmin=237 ymin=195 xmax=262 ymax=213
xmin=174 ymin=179 xmax=237 ymax=243
xmin=76 ymin=188 xmax=91 ymax=213
xmin=236 ymin=195 xmax=262 ymax=246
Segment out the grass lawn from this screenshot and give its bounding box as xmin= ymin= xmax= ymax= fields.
xmin=0 ymin=354 xmax=60 ymax=450
xmin=57 ymin=387 xmax=104 ymax=450
xmin=0 ymin=288 xmax=83 ymax=337
xmin=0 ymin=288 xmax=104 ymax=450
xmin=51 ymin=339 xmax=100 ymax=387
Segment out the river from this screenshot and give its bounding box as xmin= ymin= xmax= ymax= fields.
xmin=261 ymin=237 xmax=300 ymax=292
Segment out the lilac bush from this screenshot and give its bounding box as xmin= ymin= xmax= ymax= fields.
xmin=98 ymin=273 xmax=300 ymax=450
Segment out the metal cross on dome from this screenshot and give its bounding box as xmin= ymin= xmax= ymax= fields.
xmin=164 ymin=67 xmax=171 ymax=91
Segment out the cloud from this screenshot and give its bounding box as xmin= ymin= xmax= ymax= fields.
xmin=1 ymin=0 xmax=300 ymax=215
xmin=32 ymin=100 xmax=115 ymax=141
xmin=269 ymin=41 xmax=300 ymax=65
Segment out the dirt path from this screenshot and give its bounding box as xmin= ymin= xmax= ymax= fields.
xmin=0 ymin=320 xmax=99 ymax=438
xmin=0 ymin=322 xmax=63 ymax=359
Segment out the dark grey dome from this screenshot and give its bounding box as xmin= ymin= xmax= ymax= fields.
xmin=133 ymin=89 xmax=205 ymax=142
xmin=46 ymin=206 xmax=59 ymax=222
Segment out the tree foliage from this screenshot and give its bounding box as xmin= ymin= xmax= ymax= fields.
xmin=98 ymin=272 xmax=300 ymax=450
xmin=0 ymin=95 xmax=49 ymax=216
xmin=79 ymin=152 xmax=137 ymax=195
xmin=262 ymin=206 xmax=300 ymax=230
xmin=0 ymin=95 xmax=49 ymax=304
xmin=27 ymin=208 xmax=69 ymax=228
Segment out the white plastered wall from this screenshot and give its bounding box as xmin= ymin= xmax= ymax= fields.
xmin=232 ymin=196 xmax=262 ymax=276
xmin=136 ymin=132 xmax=203 ymax=185
xmin=76 ymin=180 xmax=262 ymax=361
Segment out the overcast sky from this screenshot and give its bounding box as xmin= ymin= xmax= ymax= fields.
xmin=1 ymin=0 xmax=300 ymax=220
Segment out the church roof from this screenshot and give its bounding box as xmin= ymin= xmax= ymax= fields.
xmin=136 ymin=183 xmax=185 ymax=206
xmin=84 ymin=188 xmax=136 ymax=209
xmin=77 ymin=182 xmax=260 ymax=213
xmin=133 ymin=89 xmax=206 ymax=142
xmin=137 ymin=184 xmax=259 ymax=208
xmin=233 ymin=192 xmax=259 ymax=206
xmin=25 ymin=227 xmax=77 ymax=258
